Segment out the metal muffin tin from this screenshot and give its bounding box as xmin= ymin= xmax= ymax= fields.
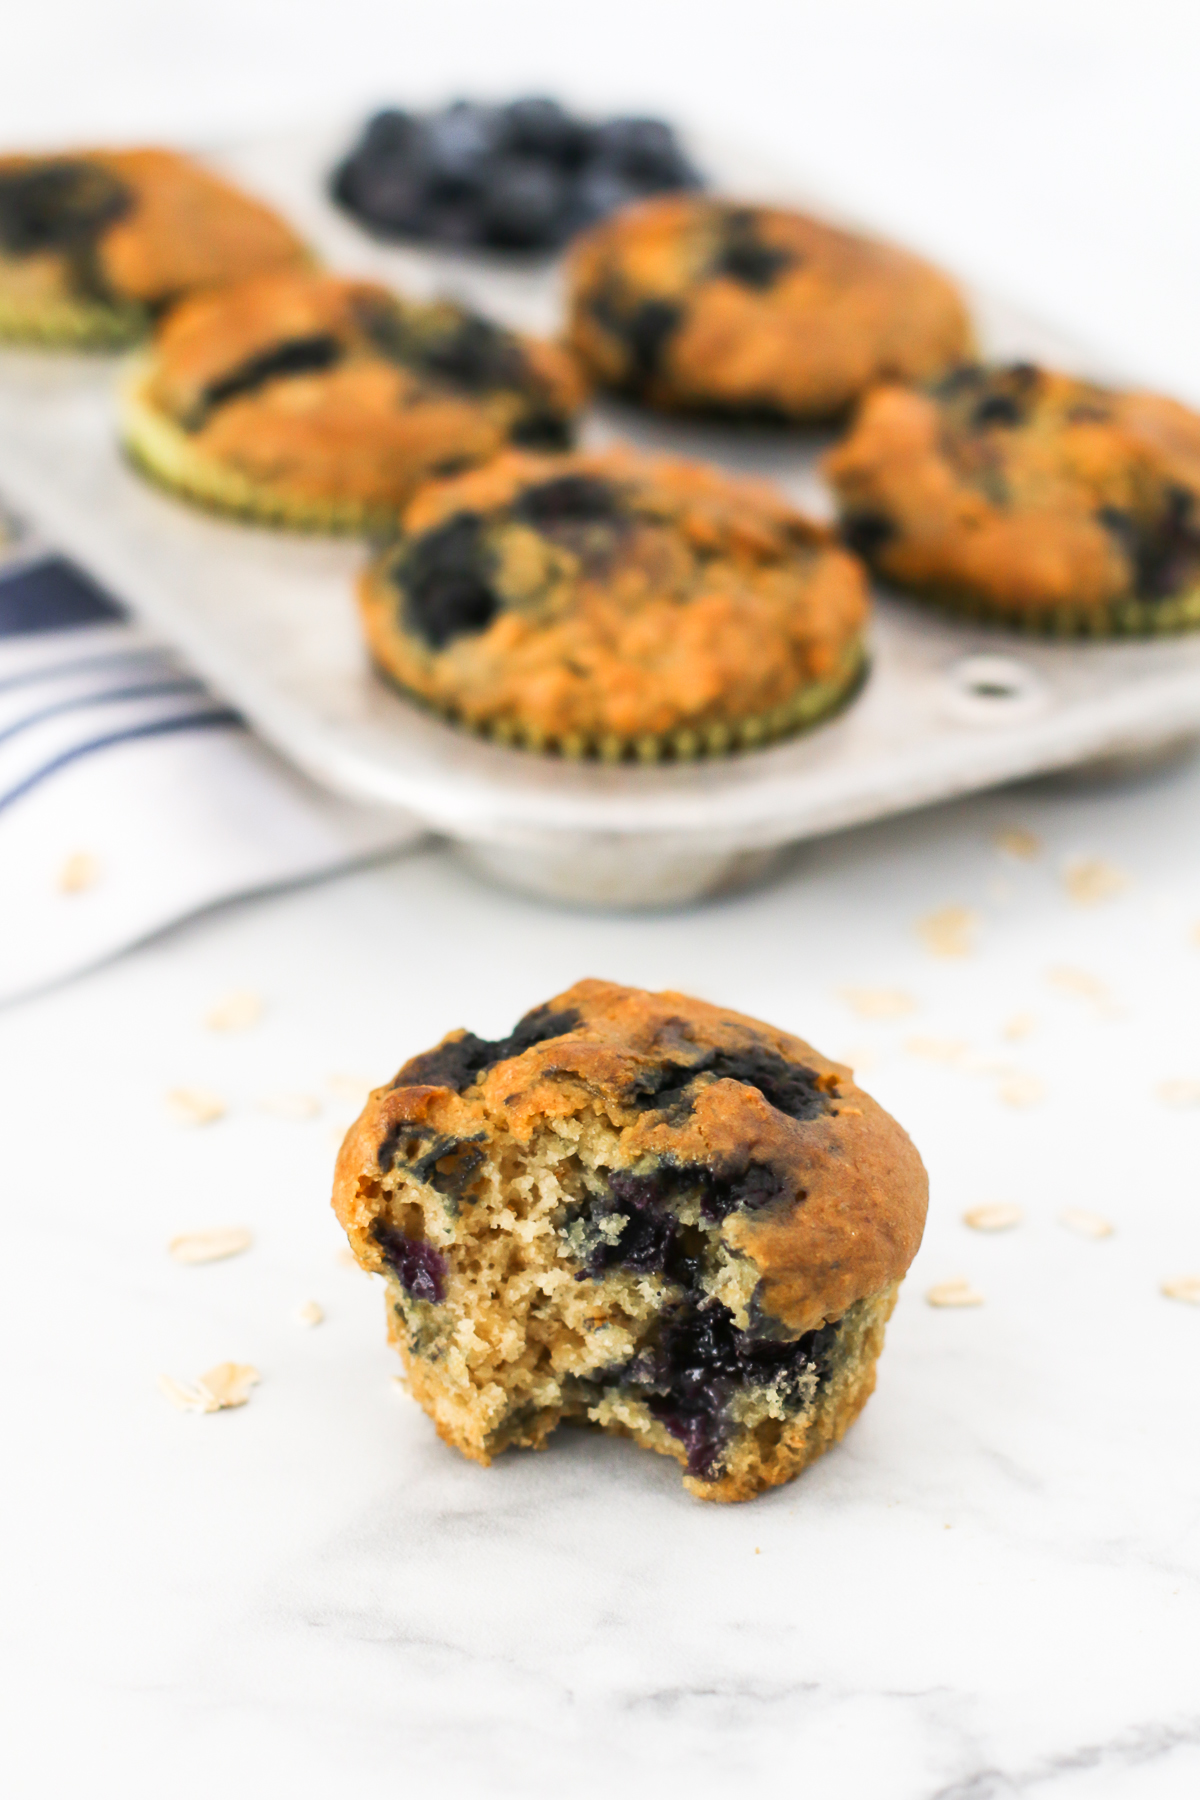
xmin=0 ymin=124 xmax=1198 ymax=907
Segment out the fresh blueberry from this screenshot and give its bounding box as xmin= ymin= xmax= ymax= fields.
xmin=417 ymin=103 xmax=497 ymax=198
xmin=0 ymin=160 xmax=132 ymax=256
xmin=478 ymin=157 xmax=567 ymax=248
xmin=499 ymin=97 xmax=589 ymax=167
xmin=360 ymin=109 xmax=421 ymax=159
xmin=398 ymin=513 xmax=500 ymax=649
xmin=566 ymin=163 xmax=645 ymax=230
xmin=586 ymin=117 xmax=699 ymax=188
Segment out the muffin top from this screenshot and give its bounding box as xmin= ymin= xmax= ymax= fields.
xmin=334 ymin=978 xmax=929 ymax=1338
xmin=824 ymin=362 xmax=1200 ymax=621
xmin=137 ymin=271 xmax=587 ymax=510
xmin=0 ymin=147 xmax=307 ymax=310
xmin=566 ymin=194 xmax=972 ymax=418
xmin=357 ymin=446 xmax=869 ymax=754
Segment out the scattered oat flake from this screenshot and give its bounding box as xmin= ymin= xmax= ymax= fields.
xmin=204 ymin=989 xmax=263 ymax=1032
xmin=836 ymin=1045 xmax=878 ymax=1075
xmin=165 ymin=1086 xmax=226 ymax=1126
xmin=168 ymin=1227 xmax=252 ymax=1265
xmin=1002 ymin=1012 xmax=1036 ymax=1042
xmin=1046 ymin=965 xmax=1109 ymax=1004
xmin=1063 ymin=858 xmax=1128 ymax=906
xmin=336 ymin=1247 xmax=359 ymax=1270
xmin=158 ymin=1362 xmax=259 ymax=1414
xmin=964 ymin=1203 xmax=1024 ymax=1232
xmin=57 ymin=850 xmax=100 ymax=893
xmin=927 ymin=1278 xmax=985 ymax=1308
xmin=998 ymin=1074 xmax=1046 ymax=1108
xmin=1059 ymin=1207 xmax=1114 ymax=1239
xmin=1157 ymin=1078 xmax=1200 ymax=1109
xmin=295 ymin=1299 xmax=324 ymax=1327
xmin=839 ymin=986 xmax=917 ymax=1020
xmin=905 ymin=1035 xmax=969 ymax=1064
xmin=1191 ymin=922 xmax=1200 ymax=948
xmin=1162 ymin=1276 xmax=1200 ymax=1306
xmin=917 ymin=906 xmax=978 ymax=958
xmin=995 ymin=827 xmax=1042 ymax=862
xmin=258 ymin=1091 xmax=320 ymax=1120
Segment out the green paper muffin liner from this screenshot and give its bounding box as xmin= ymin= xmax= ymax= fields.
xmin=373 ymin=634 xmax=868 ymax=763
xmin=880 ymin=578 xmax=1200 ymax=639
xmin=0 ymin=291 xmax=146 ymax=349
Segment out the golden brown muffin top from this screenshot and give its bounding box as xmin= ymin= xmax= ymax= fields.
xmin=0 ymin=147 xmax=307 ymax=306
xmin=566 ymin=194 xmax=972 ymax=417
xmin=824 ymin=362 xmax=1200 ymax=616
xmin=135 ymin=271 xmax=586 ymax=513
xmin=357 ymin=447 xmax=869 ymax=748
xmin=333 ymin=979 xmax=928 ymax=1335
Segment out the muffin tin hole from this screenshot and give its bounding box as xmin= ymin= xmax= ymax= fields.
xmin=941 ymin=654 xmax=1049 ymax=726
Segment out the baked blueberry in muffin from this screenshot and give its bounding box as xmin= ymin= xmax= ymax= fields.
xmin=333 ymin=979 xmax=928 ymax=1502
xmin=356 ymin=446 xmax=869 ymax=758
xmin=0 ymin=148 xmax=308 ymax=347
xmin=567 ymin=194 xmax=972 ymax=420
xmin=824 ymin=362 xmax=1200 ymax=634
xmin=332 ymin=97 xmax=701 ymax=253
xmin=118 ymin=271 xmax=587 ymax=530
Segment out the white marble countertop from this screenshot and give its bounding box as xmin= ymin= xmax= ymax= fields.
xmin=4 ymin=6 xmax=1200 ymax=1794
xmin=6 ymin=758 xmax=1200 ymax=1797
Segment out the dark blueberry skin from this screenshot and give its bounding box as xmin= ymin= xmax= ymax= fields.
xmin=391 ymin=482 xmax=625 ymax=651
xmin=371 ymin=1218 xmax=447 ymax=1303
xmin=393 ymin=512 xmax=500 ymax=649
xmin=376 ymin=1120 xmax=486 ymax=1198
xmin=972 ymin=392 xmax=1023 ymax=427
xmin=478 ymin=158 xmax=568 ymax=249
xmin=1098 ymin=485 xmax=1200 ymax=601
xmin=396 ymin=1003 xmax=583 ymax=1093
xmin=586 ymin=117 xmax=701 ymax=189
xmin=841 ymin=511 xmax=896 ymax=560
xmin=418 ymin=314 xmax=526 ymax=392
xmin=192 ymin=334 xmax=343 ymax=427
xmin=0 ymin=159 xmax=131 ymax=256
xmin=331 ymin=97 xmax=702 ymax=253
xmin=934 ymin=360 xmax=1040 ymax=429
xmin=498 ymin=98 xmax=590 ymax=169
xmin=710 ymin=211 xmax=795 ymax=291
xmin=625 ymin=1043 xmax=831 ymax=1127
xmin=513 ymin=473 xmax=621 ymax=531
xmin=630 ymin=1301 xmax=838 ymax=1478
xmin=588 ymin=286 xmax=684 ymax=389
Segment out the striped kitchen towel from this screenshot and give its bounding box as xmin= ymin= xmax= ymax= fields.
xmin=0 ymin=528 xmax=421 ymax=1005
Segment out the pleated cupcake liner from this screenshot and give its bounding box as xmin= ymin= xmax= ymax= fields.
xmin=372 ymin=634 xmax=868 ymax=763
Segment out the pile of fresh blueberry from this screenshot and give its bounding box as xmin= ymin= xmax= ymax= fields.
xmin=331 ymin=96 xmax=703 ymax=254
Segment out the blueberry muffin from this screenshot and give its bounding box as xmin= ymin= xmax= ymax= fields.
xmin=332 ymin=979 xmax=928 ymax=1502
xmin=357 ymin=447 xmax=869 ymax=758
xmin=566 ymin=194 xmax=972 ymax=420
xmin=119 ymin=271 xmax=587 ymax=531
xmin=0 ymin=147 xmax=308 ymax=348
xmin=825 ymin=362 xmax=1200 ymax=634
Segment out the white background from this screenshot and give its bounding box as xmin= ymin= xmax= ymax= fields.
xmin=3 ymin=6 xmax=1200 ymax=1797
xmin=7 ymin=0 xmax=1200 ymax=403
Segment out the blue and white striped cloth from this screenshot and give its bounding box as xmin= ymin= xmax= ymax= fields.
xmin=0 ymin=527 xmax=419 ymax=1004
